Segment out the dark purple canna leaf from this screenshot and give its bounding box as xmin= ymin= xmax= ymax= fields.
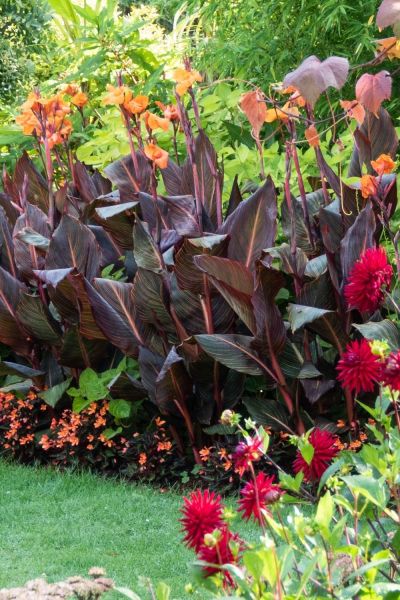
xmin=194 ymin=254 xmax=256 ymax=333
xmin=17 ymin=293 xmax=61 ymax=345
xmin=133 ymin=218 xmax=164 ymax=273
xmin=252 ymin=265 xmax=286 ymax=356
xmin=340 ymin=202 xmax=375 ymax=282
xmin=85 ymin=278 xmax=143 ymax=355
xmin=94 ymin=202 xmax=137 ymax=251
xmin=104 ymin=151 xmax=152 ymax=198
xmin=13 ymin=203 xmax=50 ymax=277
xmin=6 ymin=152 xmax=49 ymax=213
xmin=46 ymin=214 xmax=100 ymax=280
xmin=0 ymin=267 xmax=31 ymax=356
xmin=175 ymin=234 xmax=229 ymax=294
xmin=155 ymin=347 xmax=192 ymax=416
xmin=0 ymin=207 xmax=17 ymax=277
xmin=376 ymin=0 xmax=400 ymax=28
xmin=288 ymin=303 xmax=349 ymax=352
xmin=89 ymin=225 xmax=123 ymax=268
xmin=219 ymin=176 xmax=277 ymax=270
xmin=138 ymin=346 xmax=164 ymax=404
xmin=195 ymin=334 xmax=264 ymax=376
xmin=301 ymin=378 xmax=337 ymax=404
xmin=162 ymin=132 xmax=222 ymax=228
xmin=0 ymin=192 xmax=19 ymax=226
xmin=162 ymin=195 xmax=203 ymax=237
xmin=348 ymin=108 xmax=398 ymax=177
xmin=263 ymin=244 xmax=308 ymax=280
xmin=59 ymin=328 xmax=110 ymax=369
xmin=74 ymin=161 xmax=102 ymax=204
xmin=132 ymin=269 xmax=177 ymax=347
xmin=226 ymin=175 xmax=242 ymax=218
xmin=108 ymin=371 xmax=147 ymax=402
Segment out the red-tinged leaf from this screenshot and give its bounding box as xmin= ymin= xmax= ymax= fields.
xmin=239 ymin=89 xmax=267 ymax=138
xmin=133 ymin=218 xmax=164 ymax=273
xmin=155 ymin=347 xmax=192 ymax=416
xmin=356 ymin=71 xmax=392 ymax=115
xmin=11 ymin=152 xmax=49 ymax=213
xmin=0 ymin=207 xmax=17 ymax=277
xmin=175 ymin=234 xmax=229 ymax=294
xmin=104 ymin=152 xmax=152 ymax=198
xmin=194 ymin=334 xmax=264 ymax=376
xmin=74 ymin=161 xmax=101 ymax=204
xmin=17 ymin=293 xmax=61 ymax=345
xmin=305 ymin=125 xmax=319 ymax=147
xmin=0 ymin=267 xmax=31 ymax=356
xmin=340 ymin=203 xmax=375 ymax=281
xmin=162 ymin=195 xmax=202 ymax=237
xmin=59 ymin=328 xmax=110 ymax=370
xmin=252 ymin=266 xmax=286 ymax=356
xmin=46 ymin=215 xmax=101 ymax=281
xmin=226 ymin=175 xmax=242 ymax=218
xmin=194 ymin=255 xmax=256 ymax=334
xmin=283 ymin=55 xmax=349 ymax=107
xmin=108 ymin=372 xmax=146 ymax=402
xmin=376 ymin=0 xmax=400 ymax=29
xmin=85 ymin=278 xmax=143 ymax=355
xmin=219 ymin=176 xmax=277 ymax=270
xmin=13 ymin=203 xmax=50 ymax=277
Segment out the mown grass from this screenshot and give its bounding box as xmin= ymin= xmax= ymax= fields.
xmin=0 ymin=460 xmax=195 ymax=599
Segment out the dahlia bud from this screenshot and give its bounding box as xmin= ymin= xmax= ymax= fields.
xmin=203 ymin=533 xmax=217 ymax=548
xmin=220 ymin=410 xmax=235 ymax=425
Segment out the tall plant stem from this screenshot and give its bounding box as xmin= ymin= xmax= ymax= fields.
xmin=43 ymin=137 xmax=55 ymax=230
xmin=289 ymin=122 xmax=315 ymax=251
xmin=189 ymin=88 xmax=223 ymax=226
xmin=175 ymin=93 xmax=203 ymax=231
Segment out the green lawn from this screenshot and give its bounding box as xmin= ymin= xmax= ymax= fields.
xmin=0 ymin=461 xmax=195 ymax=599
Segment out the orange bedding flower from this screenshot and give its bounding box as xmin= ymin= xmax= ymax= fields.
xmin=360 ymin=174 xmax=379 ymax=199
xmin=124 ymin=94 xmax=149 ymax=115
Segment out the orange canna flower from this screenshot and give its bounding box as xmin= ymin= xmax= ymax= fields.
xmin=124 ymin=94 xmax=149 ymax=114
xmin=143 ymin=111 xmax=170 ymax=131
xmin=172 ymin=67 xmax=203 ymax=96
xmin=265 ymin=101 xmax=299 ymax=123
xmin=71 ymin=91 xmax=88 ymax=108
xmin=281 ymin=85 xmax=306 ymax=107
xmin=60 ymin=83 xmax=80 ymax=96
xmin=144 ymin=143 xmax=169 ymax=169
xmin=155 ymin=101 xmax=179 ymax=121
xmin=360 ymin=174 xmax=379 ymax=199
xmin=103 ymin=84 xmax=132 ymax=106
xmin=376 ymin=37 xmax=400 ymax=60
xmin=371 ymin=153 xmax=396 ymax=176
xmin=340 ymin=100 xmax=365 ymax=125
xmin=305 ymin=124 xmax=319 ymax=147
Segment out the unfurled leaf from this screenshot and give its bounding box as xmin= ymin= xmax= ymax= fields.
xmin=305 ymin=125 xmax=319 ymax=147
xmin=353 ymin=319 xmax=400 ymax=351
xmin=376 ymin=0 xmax=400 ymax=29
xmin=283 ymin=55 xmax=349 ymax=106
xmin=239 ymin=90 xmax=267 ymax=138
xmin=356 ymin=71 xmax=392 ymax=115
xmin=340 ymin=203 xmax=375 ymax=281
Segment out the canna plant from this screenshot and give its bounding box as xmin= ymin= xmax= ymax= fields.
xmin=1 ymin=0 xmax=400 ymax=463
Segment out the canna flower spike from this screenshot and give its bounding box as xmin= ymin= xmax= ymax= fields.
xmin=172 ymin=67 xmax=203 ymax=97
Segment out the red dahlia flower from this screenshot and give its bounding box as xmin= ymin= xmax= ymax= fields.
xmin=181 ymin=489 xmax=224 ymax=551
xmin=344 ymin=247 xmax=392 ymax=313
xmin=382 ymin=350 xmax=400 ymax=391
xmin=293 ymin=428 xmax=339 ymax=482
xmin=232 ymin=436 xmax=263 ymax=476
xmin=198 ymin=527 xmax=241 ymax=586
xmin=337 ymin=339 xmax=382 ymax=394
xmin=238 ymin=473 xmax=283 ymax=524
